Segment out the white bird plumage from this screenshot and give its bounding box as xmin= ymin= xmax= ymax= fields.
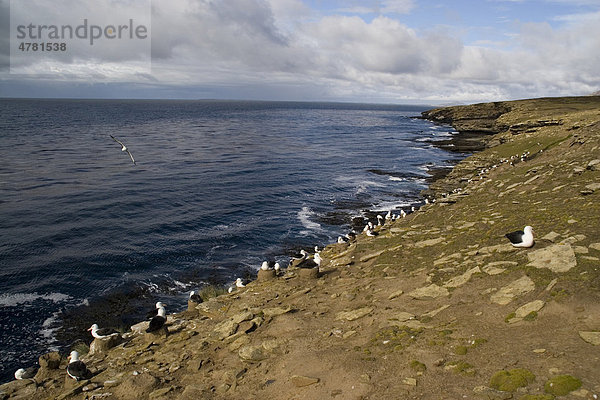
xmin=110 ymin=135 xmax=136 ymax=165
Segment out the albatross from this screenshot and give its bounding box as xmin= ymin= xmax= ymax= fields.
xmin=146 ymin=305 xmax=167 ymax=333
xmin=505 ymin=226 xmax=535 ymax=248
xmin=110 ymin=135 xmax=136 ymax=165
xmin=146 ymin=302 xmax=167 ymax=319
xmin=189 ymin=290 xmax=203 ymax=303
xmin=87 ymin=324 xmax=119 ymax=339
xmin=14 ymin=366 xmax=38 ymax=380
xmin=66 ymin=351 xmax=90 ymax=381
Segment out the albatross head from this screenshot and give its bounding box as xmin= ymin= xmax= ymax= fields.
xmin=14 ymin=369 xmax=25 ymax=380
xmin=87 ymin=324 xmax=99 ymax=332
xmin=69 ymin=351 xmax=79 ymax=363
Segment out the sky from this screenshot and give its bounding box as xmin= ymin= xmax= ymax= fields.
xmin=1 ymin=0 xmax=599 ymax=104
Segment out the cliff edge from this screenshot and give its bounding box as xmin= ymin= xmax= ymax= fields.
xmin=3 ymin=96 xmax=599 ymax=400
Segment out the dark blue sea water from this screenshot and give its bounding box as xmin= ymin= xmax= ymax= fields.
xmin=0 ymin=99 xmax=464 ymax=382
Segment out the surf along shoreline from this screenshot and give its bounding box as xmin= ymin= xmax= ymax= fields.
xmin=2 ymin=95 xmax=599 ymax=399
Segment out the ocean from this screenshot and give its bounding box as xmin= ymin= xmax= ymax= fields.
xmin=0 ymin=99 xmax=465 ymax=382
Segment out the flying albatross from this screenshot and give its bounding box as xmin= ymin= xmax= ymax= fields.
xmin=110 ymin=135 xmax=136 ymax=165
xmin=505 ymin=225 xmax=535 ymax=248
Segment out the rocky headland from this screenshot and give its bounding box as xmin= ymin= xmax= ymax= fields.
xmin=2 ymin=96 xmax=600 ymax=400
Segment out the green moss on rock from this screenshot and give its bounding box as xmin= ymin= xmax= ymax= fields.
xmin=410 ymin=360 xmax=427 ymax=373
xmin=454 ymin=345 xmax=468 ymax=355
xmin=544 ymin=375 xmax=582 ymax=396
xmin=490 ymin=368 xmax=536 ymax=392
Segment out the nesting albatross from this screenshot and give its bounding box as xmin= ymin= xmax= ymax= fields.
xmin=66 ymin=351 xmax=90 ymax=381
xmin=505 ymin=225 xmax=535 ymax=248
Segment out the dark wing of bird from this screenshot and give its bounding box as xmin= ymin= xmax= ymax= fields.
xmin=189 ymin=293 xmax=203 ymax=303
xmin=97 ymin=327 xmax=119 ymax=336
xmin=505 ymin=230 xmax=524 ymax=244
xmin=67 ymin=361 xmax=89 ymax=381
xmin=298 ymin=259 xmax=318 ymax=269
xmin=146 ymin=316 xmax=166 ymax=332
xmin=110 ymin=135 xmax=126 ymax=147
xmin=146 ymin=309 xmax=158 ymax=319
xmin=22 ymin=366 xmax=38 ymax=379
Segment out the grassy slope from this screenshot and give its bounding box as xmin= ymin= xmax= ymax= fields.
xmin=3 ymin=96 xmax=599 ymax=400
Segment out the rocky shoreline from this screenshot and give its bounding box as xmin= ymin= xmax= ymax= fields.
xmin=2 ymin=96 xmax=600 ymax=400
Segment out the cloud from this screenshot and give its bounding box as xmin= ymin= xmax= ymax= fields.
xmin=2 ymin=0 xmax=600 ymax=102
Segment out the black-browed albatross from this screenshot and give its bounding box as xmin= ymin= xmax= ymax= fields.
xmin=505 ymin=225 xmax=535 ymax=248
xmin=110 ymin=135 xmax=136 ymax=165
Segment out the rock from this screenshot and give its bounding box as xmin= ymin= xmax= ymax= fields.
xmin=291 ymin=375 xmax=319 ymax=387
xmin=238 ymin=345 xmax=268 ymax=362
xmin=257 ymin=269 xmax=277 ymax=281
xmin=335 ymin=307 xmax=373 ymax=321
xmin=422 ymin=304 xmax=450 ymax=318
xmin=578 ymin=331 xmax=600 ymax=345
xmin=0 ymin=379 xmax=36 ymax=399
xmin=585 ymin=183 xmax=600 ymax=191
xmin=113 ymin=373 xmax=159 ymax=399
xmin=394 ymin=312 xmax=416 ymax=322
xmin=232 ymin=310 xmax=254 ymax=324
xmin=388 ymin=289 xmax=404 ymax=300
xmin=298 ymin=267 xmax=320 ymax=279
xmin=590 ymin=243 xmax=600 ymax=251
xmin=587 ymin=159 xmax=600 ymax=170
xmin=39 ymin=351 xmax=62 ymax=370
xmin=444 ymin=266 xmax=481 ymax=288
xmin=89 ymin=334 xmax=123 ymax=355
xmin=213 ymin=319 xmax=239 ymax=340
xmin=490 ymin=276 xmax=535 ymax=305
xmin=402 ymin=377 xmax=417 ymax=386
xmin=181 ymin=385 xmax=206 ymax=399
xmin=482 ymin=265 xmax=506 ymax=275
xmin=527 ymin=243 xmax=577 ymax=273
xmin=515 ymin=300 xmax=545 ymax=318
xmin=472 ymin=385 xmax=513 ymax=400
xmin=541 ymin=231 xmax=561 ymax=242
xmin=130 ymin=321 xmax=150 ymax=335
xmin=149 ymin=386 xmax=174 ymax=398
xmin=262 ymin=306 xmax=293 ymax=318
xmin=196 ymin=298 xmax=227 ymax=319
xmin=412 ymin=237 xmax=445 ymax=248
xmin=408 ymin=284 xmax=449 ymax=299
xmin=507 ymin=300 xmax=545 ymax=323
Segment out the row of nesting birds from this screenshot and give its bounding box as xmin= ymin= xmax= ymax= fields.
xmin=14 ymin=302 xmax=170 ymax=382
xmin=12 ymin=207 xmax=416 ymax=383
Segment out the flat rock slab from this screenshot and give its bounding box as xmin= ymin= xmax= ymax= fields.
xmin=412 ymin=237 xmax=445 ymax=248
xmin=527 ymin=243 xmax=577 ymax=273
xmin=490 ymin=276 xmax=535 ymax=305
xmin=335 ymin=307 xmax=373 ymax=321
xmin=387 ymin=289 xmax=404 ymax=300
xmin=291 ymin=375 xmax=320 ymax=387
xmin=444 ymin=266 xmax=481 ymax=288
xmin=579 ymin=331 xmax=600 ymax=346
xmin=408 ymin=284 xmax=449 ymax=299
xmin=508 ymin=300 xmax=545 ymax=323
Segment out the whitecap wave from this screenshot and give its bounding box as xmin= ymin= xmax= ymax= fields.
xmin=0 ymin=292 xmax=72 ymax=307
xmin=297 ymin=206 xmax=322 ymax=231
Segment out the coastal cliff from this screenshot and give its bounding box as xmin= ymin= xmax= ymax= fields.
xmin=3 ymin=96 xmax=600 ymax=399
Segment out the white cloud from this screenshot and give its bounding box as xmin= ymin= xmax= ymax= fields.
xmin=3 ymin=0 xmax=600 ymax=102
